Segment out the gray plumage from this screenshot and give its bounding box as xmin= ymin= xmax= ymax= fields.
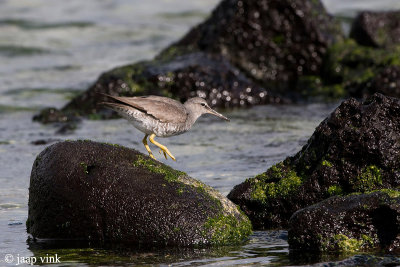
xmin=100 ymin=94 xmax=229 ymax=161
xmin=101 ymin=94 xmax=229 ymax=137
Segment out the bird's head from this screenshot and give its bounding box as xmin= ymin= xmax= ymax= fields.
xmin=184 ymin=97 xmax=229 ymax=121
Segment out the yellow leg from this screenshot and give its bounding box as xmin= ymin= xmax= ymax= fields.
xmin=159 ymin=149 xmax=168 ymax=160
xmin=142 ymin=134 xmax=155 ymax=160
xmin=149 ymin=133 xmax=176 ymax=161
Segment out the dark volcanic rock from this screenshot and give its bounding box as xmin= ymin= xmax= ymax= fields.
xmin=348 ymin=65 xmax=400 ymax=99
xmin=41 ymin=52 xmax=279 ymax=123
xmin=350 ymin=11 xmax=400 ymax=48
xmin=27 ymin=141 xmax=252 ymax=246
xmin=33 ymin=53 xmax=279 ymax=124
xmin=34 ymin=0 xmax=343 ymax=123
xmin=228 ymin=93 xmax=400 ymax=229
xmin=171 ymin=0 xmax=343 ymax=91
xmin=288 ymin=190 xmax=400 ymax=252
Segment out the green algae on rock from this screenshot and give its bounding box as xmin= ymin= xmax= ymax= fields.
xmin=250 ymin=163 xmax=303 ymax=203
xmin=27 ymin=140 xmax=251 ymax=247
xmin=321 ymin=39 xmax=400 ymax=99
xmin=228 ymin=93 xmax=400 ymax=229
xmin=288 ymin=190 xmax=400 ymax=252
xmin=350 ymin=165 xmax=382 ymax=192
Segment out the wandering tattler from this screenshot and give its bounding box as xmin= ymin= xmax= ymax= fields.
xmin=101 ymin=94 xmax=229 ymax=161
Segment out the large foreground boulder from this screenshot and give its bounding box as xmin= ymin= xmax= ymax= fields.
xmin=34 ymin=0 xmax=343 ymax=123
xmin=228 ymin=93 xmax=400 ymax=229
xmin=27 ymin=141 xmax=252 ymax=246
xmin=289 ymin=190 xmax=400 ymax=252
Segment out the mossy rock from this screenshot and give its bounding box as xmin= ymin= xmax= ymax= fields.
xmin=288 ymin=190 xmax=400 ymax=252
xmin=28 ymin=140 xmax=252 ymax=247
xmin=350 ymin=11 xmax=400 ymax=48
xmin=320 ymin=39 xmax=400 ymax=99
xmin=228 ymin=93 xmax=400 ymax=229
xmin=33 ymin=52 xmax=277 ymax=124
xmin=298 ymin=37 xmax=400 ymax=100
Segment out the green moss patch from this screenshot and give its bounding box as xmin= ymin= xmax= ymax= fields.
xmin=324 ymin=39 xmax=400 ymax=85
xmin=327 ymin=185 xmax=343 ymax=196
xmin=298 ymin=39 xmax=400 ymax=99
xmin=133 ymin=155 xmax=186 ymax=183
xmin=298 ymin=75 xmax=346 ymax=99
xmin=250 ymin=162 xmax=303 ymax=203
xmin=379 ymin=188 xmax=400 ymax=198
xmin=80 ymin=162 xmax=89 ymax=175
xmin=366 ymin=188 xmax=400 ymax=198
xmin=327 ymin=234 xmax=375 ymax=252
xmin=133 ymin=155 xmax=219 ymax=199
xmin=105 ymin=63 xmax=150 ymax=95
xmin=202 ymin=214 xmax=252 ymax=245
xmin=133 ymin=155 xmax=252 ymax=246
xmin=350 ymin=165 xmax=382 ymax=192
xmin=321 ymin=160 xmax=333 ymax=167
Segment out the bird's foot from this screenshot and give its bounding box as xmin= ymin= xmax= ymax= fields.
xmin=158 ymin=148 xmax=176 ymax=161
xmin=159 ymin=149 xmax=168 ymax=160
xmin=148 ymin=152 xmax=156 ymax=160
xmin=149 ymin=134 xmax=176 ymax=161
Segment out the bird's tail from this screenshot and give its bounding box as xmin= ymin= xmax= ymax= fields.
xmin=97 ymin=93 xmax=125 ymax=110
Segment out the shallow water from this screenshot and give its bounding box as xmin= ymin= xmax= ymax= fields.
xmin=0 ymin=0 xmax=399 ymax=266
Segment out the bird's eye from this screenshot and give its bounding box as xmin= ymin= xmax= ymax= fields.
xmin=201 ymin=103 xmax=206 ymax=107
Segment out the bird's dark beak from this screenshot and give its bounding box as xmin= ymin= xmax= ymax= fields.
xmin=207 ymin=107 xmax=230 ymax=121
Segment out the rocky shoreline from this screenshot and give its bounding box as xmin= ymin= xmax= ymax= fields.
xmin=28 ymin=0 xmax=400 ymax=254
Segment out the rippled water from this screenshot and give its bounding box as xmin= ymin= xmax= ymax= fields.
xmin=0 ymin=0 xmax=399 ymax=266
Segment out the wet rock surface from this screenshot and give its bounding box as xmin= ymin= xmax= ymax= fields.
xmin=288 ymin=190 xmax=400 ymax=252
xmin=27 ymin=140 xmax=252 ymax=247
xmin=33 ymin=0 xmax=343 ymax=123
xmin=228 ymin=93 xmax=400 ymax=229
xmin=350 ymin=11 xmax=400 ymax=48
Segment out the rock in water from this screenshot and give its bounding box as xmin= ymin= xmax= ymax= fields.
xmin=350 ymin=11 xmax=400 ymax=48
xmin=171 ymin=0 xmax=343 ymax=91
xmin=228 ymin=93 xmax=400 ymax=229
xmin=289 ymin=190 xmax=400 ymax=252
xmin=33 ymin=0 xmax=343 ymax=123
xmin=27 ymin=141 xmax=252 ymax=246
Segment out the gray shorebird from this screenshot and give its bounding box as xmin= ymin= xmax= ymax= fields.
xmin=100 ymin=94 xmax=229 ymax=161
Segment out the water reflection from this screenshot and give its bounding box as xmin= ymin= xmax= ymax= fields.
xmin=27 ymin=231 xmax=289 ymax=266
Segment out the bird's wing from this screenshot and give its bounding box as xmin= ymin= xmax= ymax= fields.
xmin=102 ymin=94 xmax=188 ymax=123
